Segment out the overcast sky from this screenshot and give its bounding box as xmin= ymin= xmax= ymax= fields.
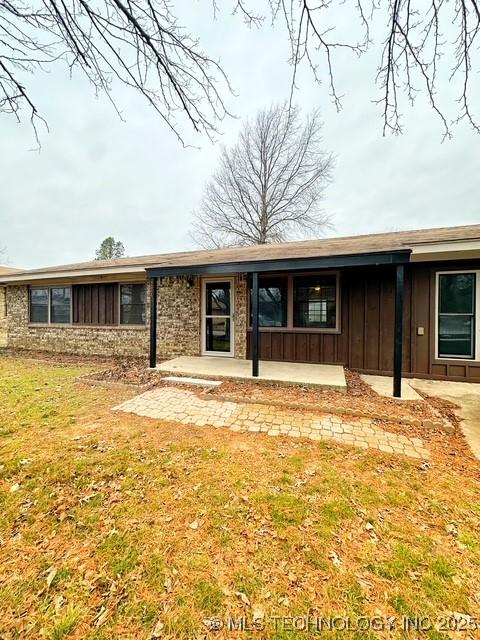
xmin=0 ymin=3 xmax=479 ymax=269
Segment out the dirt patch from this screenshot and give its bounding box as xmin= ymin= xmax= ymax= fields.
xmin=82 ymin=359 xmax=162 ymax=387
xmin=206 ymin=370 xmax=439 ymax=423
xmin=0 ymin=347 xmax=124 ymax=367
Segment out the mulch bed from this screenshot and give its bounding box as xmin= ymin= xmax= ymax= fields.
xmin=206 ymin=369 xmax=441 ymax=424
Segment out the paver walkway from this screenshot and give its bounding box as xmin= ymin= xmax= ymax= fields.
xmin=114 ymin=387 xmax=430 ymax=459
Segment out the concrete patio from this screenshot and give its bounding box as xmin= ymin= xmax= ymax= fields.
xmin=156 ymin=356 xmax=347 ymax=389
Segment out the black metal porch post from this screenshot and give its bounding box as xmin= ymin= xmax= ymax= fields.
xmin=393 ymin=264 xmax=404 ymax=398
xmin=251 ymin=272 xmax=259 ymax=377
xmin=149 ymin=277 xmax=158 ymax=369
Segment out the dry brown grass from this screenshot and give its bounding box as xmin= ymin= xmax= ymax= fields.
xmin=1 ymin=357 xmax=480 ymax=639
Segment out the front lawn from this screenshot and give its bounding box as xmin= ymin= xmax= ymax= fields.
xmin=0 ymin=357 xmax=479 ymax=639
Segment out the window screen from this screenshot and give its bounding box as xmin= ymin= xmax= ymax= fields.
xmin=293 ymin=275 xmax=337 ymax=329
xmin=251 ymin=277 xmax=288 ymax=327
xmin=30 ymin=288 xmax=49 ymax=323
xmin=120 ymin=284 xmax=146 ymax=325
xmin=50 ymin=287 xmax=71 ymax=324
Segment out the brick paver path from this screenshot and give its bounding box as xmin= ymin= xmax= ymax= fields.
xmin=113 ymin=387 xmax=430 ymax=459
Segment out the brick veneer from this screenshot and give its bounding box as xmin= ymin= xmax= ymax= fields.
xmin=0 ymin=287 xmax=7 ymax=347
xmin=6 ymin=284 xmax=150 ymax=357
xmin=5 ymin=276 xmax=249 ymax=360
xmin=156 ymin=276 xmax=201 ymax=358
xmin=156 ymin=274 xmax=248 ymax=360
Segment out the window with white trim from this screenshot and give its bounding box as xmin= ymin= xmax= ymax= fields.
xmin=437 ymin=272 xmax=478 ymax=360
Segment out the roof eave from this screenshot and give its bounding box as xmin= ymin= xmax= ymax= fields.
xmin=0 ymin=265 xmax=147 ymax=284
xmin=145 ymin=250 xmax=412 ymax=278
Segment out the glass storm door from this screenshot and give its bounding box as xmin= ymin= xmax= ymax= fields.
xmin=203 ymin=280 xmax=233 ymax=356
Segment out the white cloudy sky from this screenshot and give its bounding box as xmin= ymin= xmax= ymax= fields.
xmin=0 ymin=2 xmax=479 ymax=269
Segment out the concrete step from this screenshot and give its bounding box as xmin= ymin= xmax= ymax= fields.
xmin=163 ymin=376 xmax=223 ymax=388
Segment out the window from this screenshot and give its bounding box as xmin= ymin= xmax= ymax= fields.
xmin=120 ymin=283 xmax=146 ymax=325
xmin=50 ymin=287 xmax=71 ymax=324
xmin=293 ymin=275 xmax=337 ymax=329
xmin=30 ymin=288 xmax=49 ymax=323
xmin=438 ymin=273 xmax=476 ymax=359
xmin=251 ymin=277 xmax=288 ymax=327
xmin=30 ymin=287 xmax=71 ymax=324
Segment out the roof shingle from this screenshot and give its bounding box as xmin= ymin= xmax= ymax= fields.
xmin=3 ymin=223 xmax=480 ymax=280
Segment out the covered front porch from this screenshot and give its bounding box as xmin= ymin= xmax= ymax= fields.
xmin=156 ymin=355 xmax=347 ymax=388
xmin=146 ymin=247 xmax=410 ymax=397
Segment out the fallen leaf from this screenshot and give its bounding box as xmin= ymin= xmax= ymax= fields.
xmin=203 ymin=618 xmax=223 ymax=632
xmin=46 ymin=567 xmax=57 ymax=591
xmin=94 ymin=606 xmax=110 ymax=628
xmin=151 ymin=620 xmax=164 ymax=637
xmin=236 ymin=591 xmax=250 ymax=605
xmin=252 ymin=607 xmax=265 ymax=620
xmin=328 ymin=551 xmax=342 ymax=567
xmin=54 ymin=595 xmax=64 ymax=613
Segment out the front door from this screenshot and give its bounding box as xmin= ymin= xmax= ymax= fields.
xmin=202 ymin=279 xmax=234 ymax=356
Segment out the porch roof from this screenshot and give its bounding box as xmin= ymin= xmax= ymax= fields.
xmin=145 ymin=249 xmax=410 ymax=277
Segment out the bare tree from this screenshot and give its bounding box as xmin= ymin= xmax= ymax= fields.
xmin=1 ymin=1 xmax=479 ymax=142
xmin=191 ymin=104 xmax=333 ymax=248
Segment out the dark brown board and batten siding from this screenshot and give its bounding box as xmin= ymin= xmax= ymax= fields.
xmin=247 ymin=261 xmax=480 ymax=382
xmin=72 ymin=283 xmax=118 ymax=325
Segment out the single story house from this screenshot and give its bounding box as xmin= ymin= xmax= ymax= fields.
xmin=1 ymin=224 xmax=480 ymax=396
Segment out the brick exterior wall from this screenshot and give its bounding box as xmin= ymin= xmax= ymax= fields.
xmin=6 ymin=285 xmax=150 ymax=358
xmin=0 ymin=286 xmax=7 ymax=347
xmin=233 ymin=275 xmax=248 ymax=359
xmin=156 ymin=276 xmax=201 ymax=358
xmin=155 ymin=275 xmax=248 ymax=359
xmin=5 ymin=276 xmax=249 ymax=360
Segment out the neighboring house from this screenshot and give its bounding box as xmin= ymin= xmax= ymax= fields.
xmin=0 ymin=266 xmax=22 ymax=347
xmin=1 ymin=224 xmax=480 ymax=390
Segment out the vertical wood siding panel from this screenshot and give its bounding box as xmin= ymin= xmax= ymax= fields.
xmin=309 ymin=333 xmax=320 ymax=362
xmin=283 ymin=334 xmax=294 ymax=361
xmin=365 ymin=275 xmax=380 ymax=371
xmin=403 ymin=272 xmax=412 ymax=373
xmin=323 ymin=334 xmax=335 ymax=363
xmin=350 ymin=277 xmax=365 ymax=369
xmin=411 ymin=267 xmax=430 ymax=374
xmin=295 ymin=333 xmax=308 ymax=362
xmin=380 ymin=272 xmax=395 ymax=373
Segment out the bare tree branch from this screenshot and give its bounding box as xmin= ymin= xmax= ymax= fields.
xmin=191 ymin=103 xmax=334 ymax=249
xmin=0 ymin=0 xmax=234 ymax=145
xmin=1 ymin=1 xmax=479 ymax=143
